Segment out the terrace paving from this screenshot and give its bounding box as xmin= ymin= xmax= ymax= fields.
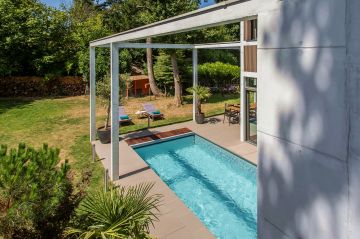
xmin=93 ymin=115 xmax=257 ymax=239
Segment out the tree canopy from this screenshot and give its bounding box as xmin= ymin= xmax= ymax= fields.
xmin=0 ymin=0 xmax=240 ymax=87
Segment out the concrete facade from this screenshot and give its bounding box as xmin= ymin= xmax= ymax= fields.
xmin=348 ymin=0 xmax=360 ymax=238
xmin=257 ymin=0 xmax=358 ymax=238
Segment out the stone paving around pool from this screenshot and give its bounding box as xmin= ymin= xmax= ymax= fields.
xmin=93 ymin=115 xmax=257 ymax=239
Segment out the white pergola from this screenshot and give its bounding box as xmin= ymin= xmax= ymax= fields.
xmin=90 ymin=0 xmax=278 ymax=180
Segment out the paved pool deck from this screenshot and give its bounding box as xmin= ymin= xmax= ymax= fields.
xmin=93 ymin=115 xmax=257 ymax=239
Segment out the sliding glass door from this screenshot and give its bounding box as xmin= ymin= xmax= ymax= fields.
xmin=245 ymin=77 xmax=257 ymax=145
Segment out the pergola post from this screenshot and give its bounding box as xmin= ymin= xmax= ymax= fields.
xmin=192 ymin=48 xmax=198 ymax=121
xmin=240 ymin=21 xmax=246 ymax=142
xmin=90 ymin=47 xmax=96 ymax=142
xmin=110 ymin=43 xmax=119 ymax=181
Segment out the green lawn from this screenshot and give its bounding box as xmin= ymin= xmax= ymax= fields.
xmin=0 ymin=94 xmax=238 ymax=192
xmin=0 ymin=96 xmax=103 ymax=193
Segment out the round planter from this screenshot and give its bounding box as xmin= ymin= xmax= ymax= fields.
xmin=97 ymin=126 xmax=111 ymax=144
xmin=195 ymin=113 xmax=205 ymax=124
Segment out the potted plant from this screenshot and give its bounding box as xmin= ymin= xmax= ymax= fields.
xmin=186 ymin=86 xmax=212 ymax=124
xmin=96 ymin=74 xmax=126 ymax=144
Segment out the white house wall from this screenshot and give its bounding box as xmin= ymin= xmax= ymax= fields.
xmin=348 ymin=0 xmax=360 ymax=238
xmin=257 ymin=0 xmax=352 ymax=238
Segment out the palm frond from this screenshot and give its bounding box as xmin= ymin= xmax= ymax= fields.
xmin=65 ymin=183 xmax=162 ymax=239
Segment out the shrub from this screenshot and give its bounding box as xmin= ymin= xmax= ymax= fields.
xmin=0 ymin=143 xmax=80 ymax=239
xmin=198 ymin=62 xmax=240 ymax=89
xmin=65 ymin=183 xmax=162 ymax=239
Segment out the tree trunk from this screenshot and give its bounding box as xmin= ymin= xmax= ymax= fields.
xmin=146 ymin=37 xmax=161 ymax=96
xmin=105 ymin=101 xmax=110 ymax=129
xmin=170 ymin=52 xmax=182 ymax=107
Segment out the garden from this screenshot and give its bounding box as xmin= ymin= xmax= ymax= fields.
xmin=0 ymin=0 xmax=238 ymax=238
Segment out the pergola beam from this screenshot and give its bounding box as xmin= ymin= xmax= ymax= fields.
xmin=117 ymin=43 xmax=193 ymax=49
xmin=90 ymin=0 xmax=278 ymax=47
xmin=93 ymin=42 xmax=253 ymax=50
xmin=194 ymin=42 xmax=241 ymax=49
xmin=240 ymin=21 xmax=246 ymax=142
xmin=89 ymin=47 xmax=96 ymax=142
xmin=192 ymin=49 xmax=198 ymax=121
xmin=110 ymin=43 xmax=120 ymax=181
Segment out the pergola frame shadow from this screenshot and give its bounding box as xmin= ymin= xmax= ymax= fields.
xmin=89 ymin=0 xmax=273 ymax=180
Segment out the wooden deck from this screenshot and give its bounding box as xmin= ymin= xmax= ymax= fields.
xmin=125 ymin=127 xmax=192 ymax=146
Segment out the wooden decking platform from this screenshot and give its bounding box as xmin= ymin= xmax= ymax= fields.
xmin=125 ymin=127 xmax=192 ymax=146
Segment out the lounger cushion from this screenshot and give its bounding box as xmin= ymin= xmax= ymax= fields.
xmin=120 ymin=115 xmax=129 ymax=120
xmin=152 ymin=110 xmax=161 ymax=114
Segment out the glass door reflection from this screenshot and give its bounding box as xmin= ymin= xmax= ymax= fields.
xmin=245 ymin=78 xmax=257 ymax=145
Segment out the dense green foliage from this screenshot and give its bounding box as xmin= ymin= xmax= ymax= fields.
xmin=153 ymin=52 xmax=174 ymax=94
xmin=0 ymin=0 xmax=71 ymax=77
xmin=0 ymin=143 xmax=81 ymax=239
xmin=0 ymin=0 xmax=240 ymax=92
xmin=198 ymin=61 xmax=240 ymax=88
xmin=65 ymin=183 xmax=162 ymax=239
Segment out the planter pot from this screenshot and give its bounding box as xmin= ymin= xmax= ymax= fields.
xmin=195 ymin=113 xmax=205 ymax=124
xmin=97 ymin=126 xmax=111 ymax=144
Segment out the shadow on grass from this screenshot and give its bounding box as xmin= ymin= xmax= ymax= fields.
xmin=0 ymin=98 xmax=35 ymax=115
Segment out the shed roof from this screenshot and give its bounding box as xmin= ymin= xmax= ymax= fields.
xmin=129 ymin=75 xmax=149 ymax=81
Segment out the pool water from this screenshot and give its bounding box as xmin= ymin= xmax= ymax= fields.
xmin=134 ymin=135 xmax=257 ymax=239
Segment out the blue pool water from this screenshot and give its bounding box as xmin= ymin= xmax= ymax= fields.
xmin=134 ymin=135 xmax=257 ymax=239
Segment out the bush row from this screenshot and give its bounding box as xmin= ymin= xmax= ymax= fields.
xmin=0 ymin=76 xmax=86 ymax=97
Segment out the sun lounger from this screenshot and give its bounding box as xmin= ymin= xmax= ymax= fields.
xmin=143 ymin=103 xmax=164 ymax=120
xmin=119 ymin=106 xmax=132 ymax=124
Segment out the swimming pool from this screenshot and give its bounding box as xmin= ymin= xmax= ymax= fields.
xmin=133 ymin=134 xmax=257 ymax=239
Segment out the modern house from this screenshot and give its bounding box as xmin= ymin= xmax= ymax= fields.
xmin=89 ymin=0 xmax=360 ymax=238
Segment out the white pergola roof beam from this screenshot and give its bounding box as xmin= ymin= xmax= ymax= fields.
xmin=90 ymin=0 xmax=278 ymax=47
xmin=117 ymin=43 xmax=194 ymax=49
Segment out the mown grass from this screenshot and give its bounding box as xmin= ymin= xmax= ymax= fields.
xmin=0 ymin=96 xmax=103 ymax=192
xmin=0 ymin=93 xmax=238 ymax=192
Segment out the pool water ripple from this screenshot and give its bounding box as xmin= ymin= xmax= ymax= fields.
xmin=134 ymin=135 xmax=257 ymax=239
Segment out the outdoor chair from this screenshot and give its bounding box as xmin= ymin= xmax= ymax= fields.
xmin=223 ymin=103 xmax=240 ymax=125
xmin=143 ymin=103 xmax=164 ymax=121
xmin=119 ymin=106 xmax=132 ymax=124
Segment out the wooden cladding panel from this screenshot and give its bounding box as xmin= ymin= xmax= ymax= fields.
xmin=244 ymin=20 xmax=252 ymax=41
xmin=244 ymin=45 xmax=257 ymax=72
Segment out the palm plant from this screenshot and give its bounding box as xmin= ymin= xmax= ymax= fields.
xmin=186 ymin=86 xmax=212 ymax=124
xmin=186 ymin=86 xmax=212 ymax=115
xmin=64 ymin=183 xmax=162 ymax=239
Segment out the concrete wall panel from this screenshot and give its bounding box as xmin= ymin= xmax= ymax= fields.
xmin=348 ymin=0 xmax=360 ymax=238
xmin=258 ymin=132 xmax=348 ymax=239
xmin=257 ymin=47 xmax=348 ymax=161
xmin=258 ymin=0 xmax=345 ymax=49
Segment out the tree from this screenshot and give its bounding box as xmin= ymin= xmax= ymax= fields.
xmin=153 ymin=51 xmax=174 ymax=95
xmin=0 ymin=0 xmax=74 ymax=77
xmin=96 ymin=74 xmax=126 ymax=130
xmin=170 ymin=51 xmax=183 ymax=106
xmin=64 ymin=183 xmax=162 ymax=239
xmin=0 ymin=143 xmax=81 ymax=239
xmin=146 ymin=37 xmax=162 ymax=96
xmin=141 ymin=0 xmax=200 ymax=106
xmin=68 ymin=0 xmax=111 ymax=82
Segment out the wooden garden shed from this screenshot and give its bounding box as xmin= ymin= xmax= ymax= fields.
xmin=126 ymin=75 xmax=150 ymax=98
